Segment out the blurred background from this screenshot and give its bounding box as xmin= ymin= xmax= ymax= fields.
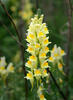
xmin=0 ymin=0 xmax=73 ymax=100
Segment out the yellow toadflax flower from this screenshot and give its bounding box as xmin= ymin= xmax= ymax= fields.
xmin=38 ymin=32 xmax=45 ymax=38
xmin=0 ymin=57 xmax=14 ymax=80
xmin=0 ymin=66 xmax=6 ymax=75
xmin=39 ymin=53 xmax=46 ymax=59
xmin=7 ymin=63 xmax=14 ymax=73
xmin=25 ymin=60 xmax=37 ymax=70
xmin=41 ymin=61 xmax=49 ymax=69
xmin=42 ymin=69 xmax=48 ymax=78
xmin=49 ymin=56 xmax=54 ymax=62
xmin=44 ymin=47 xmax=49 ymax=53
xmin=26 ymin=72 xmax=33 ymax=80
xmin=60 ymin=49 xmax=65 ymax=56
xmin=49 ymin=44 xmax=66 ymax=63
xmin=25 ymin=71 xmax=34 ymax=87
xmin=39 ymin=94 xmax=46 ymax=100
xmin=29 ymin=55 xmax=37 ymax=62
xmin=26 ymin=33 xmax=36 ymax=43
xmin=27 ymin=45 xmax=35 ymax=55
xmin=58 ymin=63 xmax=63 ymax=71
xmin=43 ymin=38 xmax=50 ymax=46
xmin=34 ymin=69 xmax=41 ymax=77
xmin=35 ymin=43 xmax=40 ymax=49
xmin=26 ymin=60 xmax=32 ymax=68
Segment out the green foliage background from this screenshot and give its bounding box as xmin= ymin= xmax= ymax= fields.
xmin=0 ymin=0 xmax=73 ymax=100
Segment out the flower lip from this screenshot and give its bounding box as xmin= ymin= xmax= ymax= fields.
xmin=40 ymin=94 xmax=45 ymax=100
xmin=40 ymin=53 xmax=46 ymax=58
xmin=29 ymin=56 xmax=36 ymax=61
xmin=34 ymin=69 xmax=41 ymax=76
xmin=35 ymin=43 xmax=40 ymax=48
xmin=49 ymin=56 xmax=54 ymax=62
xmin=38 ymin=32 xmax=44 ymax=37
xmin=27 ymin=60 xmax=32 ymax=65
xmin=41 ymin=61 xmax=49 ymax=69
xmin=26 ymin=72 xmax=33 ymax=79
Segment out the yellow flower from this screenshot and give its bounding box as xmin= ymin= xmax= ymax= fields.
xmin=38 ymin=32 xmax=44 ymax=37
xmin=43 ymin=62 xmax=48 ymax=66
xmin=44 ymin=47 xmax=49 ymax=52
xmin=0 ymin=66 xmax=6 ymax=75
xmin=29 ymin=56 xmax=36 ymax=61
xmin=41 ymin=62 xmax=49 ymax=69
xmin=42 ymin=36 xmax=46 ymax=40
xmin=28 ymin=46 xmax=33 ymax=51
xmin=25 ymin=60 xmax=32 ymax=68
xmin=41 ymin=47 xmax=49 ymax=54
xmin=40 ymin=94 xmax=44 ymax=99
xmin=34 ymin=69 xmax=41 ymax=77
xmin=43 ymin=39 xmax=48 ymax=45
xmin=26 ymin=60 xmax=37 ymax=69
xmin=43 ymin=38 xmax=51 ymax=46
xmin=40 ymin=53 xmax=46 ymax=58
xmin=51 ymin=45 xmax=66 ymax=61
xmin=58 ymin=63 xmax=63 ymax=71
xmin=0 ymin=57 xmax=14 ymax=80
xmin=29 ymin=34 xmax=34 ymax=39
xmin=34 ymin=43 xmax=40 ymax=55
xmin=26 ymin=72 xmax=33 ymax=79
xmin=54 ymin=53 xmax=59 ymax=57
xmin=49 ymin=56 xmax=54 ymax=62
xmin=25 ymin=71 xmax=34 ymax=87
xmin=43 ymin=26 xmax=49 ymax=34
xmin=26 ymin=34 xmax=35 ymax=43
xmin=42 ymin=69 xmax=48 ymax=78
xmin=7 ymin=63 xmax=14 ymax=72
xmin=35 ymin=43 xmax=40 ymax=49
xmin=27 ymin=45 xmax=35 ymax=54
xmin=44 ymin=27 xmax=48 ymax=31
xmin=60 ymin=50 xmax=65 ymax=56
xmin=39 ymin=94 xmax=46 ymax=100
xmin=27 ymin=60 xmax=32 ymax=65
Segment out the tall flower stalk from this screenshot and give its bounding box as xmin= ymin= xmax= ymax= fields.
xmin=25 ymin=15 xmax=65 ymax=100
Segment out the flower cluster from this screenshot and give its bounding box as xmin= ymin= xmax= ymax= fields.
xmin=49 ymin=44 xmax=65 ymax=72
xmin=25 ymin=15 xmax=65 ymax=100
xmin=0 ymin=57 xmax=14 ymax=80
xmin=25 ymin=15 xmax=50 ymax=99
